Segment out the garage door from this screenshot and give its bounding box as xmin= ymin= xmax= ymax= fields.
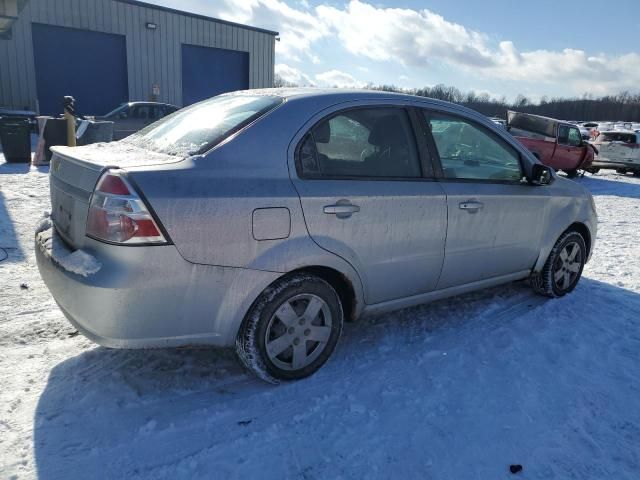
xmin=31 ymin=24 xmax=128 ymax=116
xmin=181 ymin=44 xmax=249 ymax=106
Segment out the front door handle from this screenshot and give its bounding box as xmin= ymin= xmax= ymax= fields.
xmin=459 ymin=201 xmax=484 ymax=212
xmin=324 ymin=203 xmax=360 ymax=218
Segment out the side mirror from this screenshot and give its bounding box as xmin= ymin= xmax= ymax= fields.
xmin=530 ymin=163 xmax=552 ymax=185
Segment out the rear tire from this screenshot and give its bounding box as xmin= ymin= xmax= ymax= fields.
xmin=531 ymin=231 xmax=586 ymax=298
xmin=585 ymin=167 xmax=600 ymax=174
xmin=236 ymin=273 xmax=343 ymax=383
xmin=564 ymin=169 xmax=579 ymax=178
xmin=616 ymin=168 xmax=628 ymax=175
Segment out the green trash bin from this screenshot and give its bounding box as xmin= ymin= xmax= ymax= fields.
xmin=0 ymin=117 xmax=32 ymax=163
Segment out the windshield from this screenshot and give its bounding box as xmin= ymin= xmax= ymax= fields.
xmin=104 ymin=103 xmax=128 ymax=118
xmin=123 ymin=95 xmax=283 ymax=156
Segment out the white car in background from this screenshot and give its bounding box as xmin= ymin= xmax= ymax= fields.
xmin=591 ymin=130 xmax=640 ymax=175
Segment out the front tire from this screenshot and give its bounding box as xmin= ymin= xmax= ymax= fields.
xmin=564 ymin=169 xmax=579 ymax=178
xmin=531 ymin=231 xmax=586 ymax=298
xmin=236 ymin=273 xmax=343 ymax=383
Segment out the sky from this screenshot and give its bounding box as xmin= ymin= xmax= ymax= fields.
xmin=147 ymin=0 xmax=640 ymax=101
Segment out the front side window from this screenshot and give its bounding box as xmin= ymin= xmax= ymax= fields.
xmin=567 ymin=127 xmax=582 ymax=147
xmin=425 ymin=112 xmax=522 ymax=182
xmin=557 ymin=125 xmax=579 ymax=146
xmin=298 ymin=108 xmax=421 ymax=178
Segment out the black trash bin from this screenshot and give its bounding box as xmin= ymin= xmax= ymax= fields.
xmin=42 ymin=118 xmax=68 ymax=162
xmin=77 ymin=120 xmax=114 ymax=145
xmin=0 ymin=116 xmax=32 ymax=163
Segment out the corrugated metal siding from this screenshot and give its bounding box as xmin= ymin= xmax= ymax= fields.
xmin=0 ymin=0 xmax=276 ymax=111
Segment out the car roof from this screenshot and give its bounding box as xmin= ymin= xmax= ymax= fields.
xmin=224 ymin=87 xmax=456 ymax=106
xmin=221 ymin=87 xmax=497 ymax=123
xmin=127 ymin=101 xmax=177 ymax=107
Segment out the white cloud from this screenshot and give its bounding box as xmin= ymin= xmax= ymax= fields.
xmin=150 ymin=0 xmax=640 ymax=96
xmin=315 ymin=70 xmax=365 ymax=88
xmin=316 ymin=1 xmax=495 ymax=68
xmin=152 ymin=0 xmax=328 ymax=62
xmin=315 ymin=1 xmax=640 ymax=94
xmin=275 ymin=63 xmax=315 ymax=85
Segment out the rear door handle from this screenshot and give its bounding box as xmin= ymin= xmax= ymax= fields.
xmin=323 ymin=203 xmax=360 ymax=218
xmin=459 ymin=201 xmax=484 ymax=212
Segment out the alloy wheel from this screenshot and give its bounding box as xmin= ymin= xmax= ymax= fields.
xmin=552 ymin=241 xmax=582 ymax=291
xmin=264 ymin=293 xmax=333 ymax=371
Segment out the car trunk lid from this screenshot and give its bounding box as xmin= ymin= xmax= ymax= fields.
xmin=49 ymin=142 xmax=182 ymax=249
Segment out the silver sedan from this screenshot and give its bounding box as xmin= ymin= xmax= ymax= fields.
xmin=36 ymin=89 xmax=597 ymax=382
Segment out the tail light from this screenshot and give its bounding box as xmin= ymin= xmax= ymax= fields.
xmin=86 ymin=170 xmax=168 ymax=245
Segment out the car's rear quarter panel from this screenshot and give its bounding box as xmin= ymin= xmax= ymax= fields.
xmin=128 ymin=98 xmax=366 ymax=314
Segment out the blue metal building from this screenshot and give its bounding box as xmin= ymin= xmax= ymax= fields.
xmin=0 ymin=0 xmax=277 ymax=115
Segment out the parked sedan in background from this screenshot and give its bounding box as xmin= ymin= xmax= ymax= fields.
xmin=102 ymin=101 xmax=178 ymax=140
xmin=590 ymin=130 xmax=640 ymax=175
xmin=36 ymin=89 xmax=597 ymax=383
xmin=507 ymin=111 xmax=595 ymax=177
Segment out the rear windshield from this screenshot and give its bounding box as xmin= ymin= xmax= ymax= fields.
xmin=124 ymin=95 xmax=282 ymax=156
xmin=596 ymin=132 xmax=637 ymax=143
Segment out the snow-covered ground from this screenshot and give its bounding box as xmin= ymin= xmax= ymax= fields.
xmin=1 ymin=155 xmax=639 ymax=480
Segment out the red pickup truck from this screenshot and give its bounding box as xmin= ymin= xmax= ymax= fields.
xmin=507 ymin=111 xmax=595 ymax=177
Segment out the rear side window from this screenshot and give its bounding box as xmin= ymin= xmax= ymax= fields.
xmin=125 ymin=95 xmax=282 ymax=156
xmin=596 ymin=132 xmax=637 ymax=143
xmin=297 ymin=108 xmax=421 ymax=178
xmin=425 ymin=111 xmax=523 ymax=182
xmin=157 ymin=106 xmax=174 ymax=119
xmin=132 ymin=105 xmax=150 ymax=119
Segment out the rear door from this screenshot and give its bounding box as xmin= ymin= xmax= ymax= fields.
xmin=422 ymin=109 xmax=549 ymax=289
xmin=291 ymin=106 xmax=447 ymax=305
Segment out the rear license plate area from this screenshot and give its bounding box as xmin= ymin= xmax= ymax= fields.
xmin=54 ymin=192 xmax=74 ymax=237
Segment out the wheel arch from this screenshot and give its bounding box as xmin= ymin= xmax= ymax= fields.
xmin=286 ymin=266 xmax=358 ymax=323
xmin=533 ymin=221 xmax=593 ymax=273
xmin=567 ymin=221 xmax=592 ymax=258
xmin=233 ymin=263 xmax=362 ymax=348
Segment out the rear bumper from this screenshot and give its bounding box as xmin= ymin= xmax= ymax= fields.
xmin=36 ymin=225 xmax=280 ymax=348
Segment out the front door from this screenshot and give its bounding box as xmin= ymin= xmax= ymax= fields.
xmin=291 ymin=107 xmax=447 ymax=304
xmin=555 ymin=125 xmax=586 ymax=170
xmin=423 ymin=110 xmax=549 ymax=289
